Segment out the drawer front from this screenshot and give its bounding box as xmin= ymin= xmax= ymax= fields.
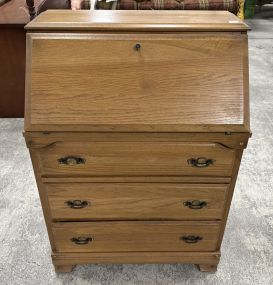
xmin=35 ymin=141 xmax=235 ymax=177
xmin=26 ymin=33 xmax=247 ymax=132
xmin=52 ymin=221 xmax=221 ymax=253
xmin=47 ymin=183 xmax=228 ymax=220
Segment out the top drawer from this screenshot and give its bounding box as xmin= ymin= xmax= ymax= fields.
xmin=25 ymin=32 xmax=249 ymax=132
xmin=32 ymin=141 xmax=235 ymax=177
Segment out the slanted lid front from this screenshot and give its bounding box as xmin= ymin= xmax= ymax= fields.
xmin=24 ymin=10 xmax=250 ymax=133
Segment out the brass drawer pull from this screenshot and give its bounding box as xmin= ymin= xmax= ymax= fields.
xmin=71 ymin=237 xmax=92 ymax=245
xmin=181 ymin=235 xmax=203 ymax=243
xmin=58 ymin=156 xmax=85 ymax=165
xmin=187 ymin=157 xmax=214 ymax=168
xmin=183 ymin=200 xmax=207 ymax=210
xmin=66 ymin=200 xmax=89 ymax=209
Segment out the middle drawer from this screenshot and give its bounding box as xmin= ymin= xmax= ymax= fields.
xmin=46 ymin=183 xmax=228 ymax=221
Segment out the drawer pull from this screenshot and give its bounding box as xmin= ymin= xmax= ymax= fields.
xmin=187 ymin=157 xmax=214 ymax=168
xmin=66 ymin=200 xmax=89 ymax=209
xmin=134 ymin=43 xmax=141 ymax=51
xmin=71 ymin=237 xmax=92 ymax=245
xmin=58 ymin=156 xmax=85 ymax=165
xmin=183 ymin=200 xmax=207 ymax=210
xmin=181 ymin=235 xmax=203 ymax=244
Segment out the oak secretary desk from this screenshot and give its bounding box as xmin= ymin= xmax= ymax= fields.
xmin=24 ymin=10 xmax=250 ymax=272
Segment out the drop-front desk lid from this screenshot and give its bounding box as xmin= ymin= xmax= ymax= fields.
xmin=25 ymin=10 xmax=250 ymax=133
xmin=25 ymin=10 xmax=249 ymax=32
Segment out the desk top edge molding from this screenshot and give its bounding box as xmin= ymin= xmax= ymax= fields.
xmin=25 ymin=10 xmax=250 ymax=32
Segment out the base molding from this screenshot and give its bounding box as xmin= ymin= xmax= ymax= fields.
xmin=52 ymin=251 xmax=220 ymax=273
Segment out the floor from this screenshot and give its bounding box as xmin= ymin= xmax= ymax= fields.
xmin=1 ymin=8 xmax=273 ymax=285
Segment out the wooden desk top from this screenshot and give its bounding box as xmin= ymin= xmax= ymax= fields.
xmin=25 ymin=10 xmax=249 ymax=32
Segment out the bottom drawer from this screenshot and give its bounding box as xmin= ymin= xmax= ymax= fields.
xmin=52 ymin=221 xmax=221 ymax=253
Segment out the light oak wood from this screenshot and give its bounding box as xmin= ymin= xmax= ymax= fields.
xmin=216 ymin=149 xmax=244 ymax=248
xmin=198 ymin=264 xmax=218 ymax=272
xmin=52 ymin=221 xmax=221 ymax=253
xmin=42 ymin=176 xmax=232 ymax=184
xmin=46 ymin=183 xmax=228 ymax=221
xmin=54 ymin=265 xmax=74 ymax=273
xmin=25 ymin=10 xmax=249 ymax=32
xmin=24 ymin=11 xmax=250 ymax=272
xmin=52 ymin=251 xmax=220 ymax=267
xmin=28 ymin=148 xmax=57 ymax=251
xmin=32 ymin=141 xmax=236 ymax=177
xmin=24 ymin=131 xmax=250 ymax=150
xmin=25 ymin=31 xmax=249 ymax=133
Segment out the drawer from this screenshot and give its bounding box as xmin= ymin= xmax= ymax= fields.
xmin=35 ymin=141 xmax=235 ymax=177
xmin=46 ymin=183 xmax=228 ymax=221
xmin=52 ymin=221 xmax=221 ymax=253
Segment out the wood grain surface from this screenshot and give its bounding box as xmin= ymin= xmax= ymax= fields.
xmin=33 ymin=141 xmax=235 ymax=177
xmin=52 ymin=221 xmax=221 ymax=252
xmin=23 ymin=11 xmax=250 ymax=272
xmin=41 ymin=176 xmax=232 ymax=184
xmin=25 ymin=32 xmax=249 ymax=132
xmin=46 ymin=183 xmax=228 ymax=220
xmin=24 ymin=132 xmax=251 ymax=150
xmin=25 ymin=10 xmax=249 ymax=32
xmin=52 ymin=251 xmax=220 ymax=272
